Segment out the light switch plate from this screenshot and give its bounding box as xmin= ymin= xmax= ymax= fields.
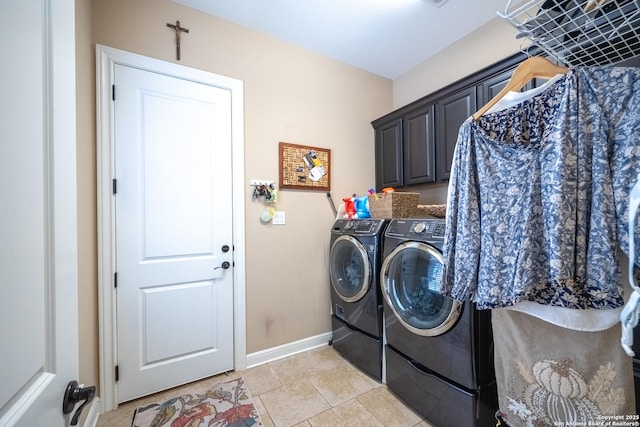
xmin=273 ymin=211 xmax=285 ymax=225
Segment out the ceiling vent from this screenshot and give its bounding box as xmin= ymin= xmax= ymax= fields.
xmin=425 ymin=0 xmax=450 ymax=7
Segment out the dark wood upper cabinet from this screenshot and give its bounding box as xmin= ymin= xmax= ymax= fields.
xmin=404 ymin=105 xmax=436 ymax=186
xmin=478 ymin=67 xmax=536 ymax=106
xmin=372 ymin=50 xmax=536 ymax=189
xmin=435 ymin=87 xmax=476 ymax=182
xmin=373 ymin=105 xmax=436 ymax=189
xmin=374 ymin=118 xmax=403 ymax=189
xmin=478 ymin=68 xmax=512 ymax=106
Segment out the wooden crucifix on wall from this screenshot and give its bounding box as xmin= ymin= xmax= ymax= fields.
xmin=166 ymin=20 xmax=189 ymax=61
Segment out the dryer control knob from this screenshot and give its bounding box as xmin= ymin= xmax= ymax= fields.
xmin=414 ymin=222 xmax=427 ymax=234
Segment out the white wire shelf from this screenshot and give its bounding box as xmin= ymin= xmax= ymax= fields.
xmin=499 ymin=0 xmax=640 ymax=66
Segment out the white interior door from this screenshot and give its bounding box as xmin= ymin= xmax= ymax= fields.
xmin=114 ymin=64 xmax=235 ymax=403
xmin=0 ymin=0 xmax=80 ymax=426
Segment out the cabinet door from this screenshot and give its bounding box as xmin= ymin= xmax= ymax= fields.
xmin=479 ymin=67 xmax=535 ymax=106
xmin=404 ymin=105 xmax=436 ymax=185
xmin=436 ymin=87 xmax=476 ymax=182
xmin=375 ymin=118 xmax=403 ymax=189
xmin=479 ymin=68 xmax=512 ymax=106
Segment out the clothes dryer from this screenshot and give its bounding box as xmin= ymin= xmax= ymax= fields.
xmin=329 ymin=218 xmax=387 ymax=381
xmin=381 ymin=218 xmax=497 ymax=426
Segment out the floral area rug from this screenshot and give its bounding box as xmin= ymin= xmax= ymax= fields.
xmin=131 ymin=377 xmax=263 ymax=427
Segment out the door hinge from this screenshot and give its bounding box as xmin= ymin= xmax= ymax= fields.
xmin=112 ymin=84 xmax=115 ymax=101
xmin=112 ymin=178 xmax=117 ymax=194
xmin=115 ymin=365 xmax=119 ymax=382
xmin=114 ymin=272 xmax=117 ymax=288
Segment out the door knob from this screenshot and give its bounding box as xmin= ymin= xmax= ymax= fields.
xmin=62 ymin=380 xmax=95 ymax=426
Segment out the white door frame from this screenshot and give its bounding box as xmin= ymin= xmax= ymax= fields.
xmin=95 ymin=44 xmax=246 ymax=412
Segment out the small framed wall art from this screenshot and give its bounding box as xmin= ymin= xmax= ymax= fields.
xmin=279 ymin=142 xmax=330 ymax=191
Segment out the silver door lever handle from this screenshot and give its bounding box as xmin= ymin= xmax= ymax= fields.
xmin=215 ymin=261 xmax=231 ymax=270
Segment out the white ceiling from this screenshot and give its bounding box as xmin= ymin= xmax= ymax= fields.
xmin=173 ymin=0 xmax=513 ymax=79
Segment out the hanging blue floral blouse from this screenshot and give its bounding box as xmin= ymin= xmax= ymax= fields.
xmin=440 ymin=67 xmax=640 ymax=310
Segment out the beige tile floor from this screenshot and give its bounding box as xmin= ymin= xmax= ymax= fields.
xmin=97 ymin=345 xmax=433 ymax=427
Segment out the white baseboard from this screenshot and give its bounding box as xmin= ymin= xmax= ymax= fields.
xmin=245 ymin=332 xmax=332 ymax=369
xmin=82 ymin=397 xmax=101 ymax=427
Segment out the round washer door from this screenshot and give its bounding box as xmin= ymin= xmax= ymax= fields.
xmin=381 ymin=241 xmax=461 ymax=337
xmin=330 ymin=235 xmax=371 ymax=303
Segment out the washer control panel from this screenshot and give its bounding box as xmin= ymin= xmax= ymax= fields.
xmin=332 ymin=219 xmax=387 ymax=235
xmin=385 ymin=218 xmax=446 ymax=240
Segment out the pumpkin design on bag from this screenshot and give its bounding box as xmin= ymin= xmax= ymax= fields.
xmin=507 ymin=358 xmax=625 ymax=426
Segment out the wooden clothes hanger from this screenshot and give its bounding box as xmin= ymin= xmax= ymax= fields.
xmin=472 ymin=56 xmax=569 ymax=121
xmin=585 ymin=0 xmax=609 ymax=13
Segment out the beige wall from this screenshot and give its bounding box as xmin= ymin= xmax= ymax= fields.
xmin=76 ymin=0 xmax=99 ymax=397
xmin=76 ymin=0 xmax=392 ymax=393
xmin=394 ymin=17 xmax=523 ymax=109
